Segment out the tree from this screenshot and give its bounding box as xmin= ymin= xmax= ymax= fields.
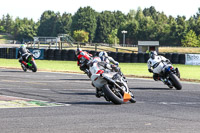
xmin=95 ymin=11 xmax=114 ymax=43
xmin=73 ymin=30 xmax=89 ymax=43
xmin=71 ymin=6 xmax=97 ymax=42
xmin=5 ymin=14 xmax=14 ymax=33
xmin=95 ymin=11 xmax=126 ymax=43
xmin=12 ymin=17 xmax=38 ymax=42
xmin=107 ymin=29 xmax=119 ymax=45
xmin=181 ymin=30 xmax=199 ymax=47
xmin=37 ymin=10 xmax=62 ymax=36
xmin=60 ymin=13 xmax=72 ymax=34
xmin=118 ymin=19 xmax=139 ymax=44
xmin=0 ymin=14 xmax=14 ymax=33
xmin=127 ymin=9 xmax=136 ymax=22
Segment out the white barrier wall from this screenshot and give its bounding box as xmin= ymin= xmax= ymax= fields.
xmin=185 ymin=54 xmax=200 ymax=65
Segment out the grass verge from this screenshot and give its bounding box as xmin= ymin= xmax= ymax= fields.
xmin=0 ymin=58 xmax=200 ymax=82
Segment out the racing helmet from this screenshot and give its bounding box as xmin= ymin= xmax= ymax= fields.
xmin=76 ymin=48 xmax=82 ymax=56
xmin=99 ymin=51 xmax=108 ymax=57
xmin=20 ymin=44 xmax=26 ymax=49
xmin=78 ymin=52 xmax=92 ymax=67
xmin=149 ymin=51 xmax=157 ymax=59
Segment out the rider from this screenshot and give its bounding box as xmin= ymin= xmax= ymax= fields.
xmin=90 ymin=56 xmax=110 ymax=98
xmin=98 ymin=51 xmax=121 ymax=73
xmin=147 ymin=51 xmax=172 ymax=82
xmin=76 ymin=48 xmax=93 ymax=77
xmin=17 ymin=44 xmax=31 ymax=67
xmin=99 ymin=51 xmax=119 ymax=66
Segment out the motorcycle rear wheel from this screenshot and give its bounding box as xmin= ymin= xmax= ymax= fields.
xmin=169 ymin=73 xmax=182 ymax=90
xmin=103 ymin=84 xmax=124 ymax=104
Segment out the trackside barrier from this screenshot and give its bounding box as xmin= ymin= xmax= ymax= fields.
xmin=171 ymin=53 xmax=179 ymax=64
xmin=117 ymin=53 xmax=124 ymax=62
xmin=0 ymin=48 xmax=187 ymax=64
xmin=61 ymin=50 xmax=68 ymax=60
xmin=109 ymin=52 xmax=117 ymax=61
xmin=138 ymin=53 xmax=145 ymax=63
xmin=179 ymin=54 xmax=185 ymax=64
xmin=131 ymin=53 xmax=138 ymax=63
xmin=0 ymin=48 xmax=16 ymax=59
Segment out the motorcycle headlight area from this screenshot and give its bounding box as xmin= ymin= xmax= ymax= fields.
xmin=79 ymin=57 xmax=87 ymax=64
xmin=165 ymin=66 xmax=173 ymax=72
xmin=112 ymin=73 xmax=121 ymax=82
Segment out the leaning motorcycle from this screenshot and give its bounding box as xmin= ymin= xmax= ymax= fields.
xmin=21 ymin=53 xmax=37 ymax=72
xmin=90 ymin=61 xmax=136 ymax=104
xmin=153 ymin=61 xmax=182 ymax=90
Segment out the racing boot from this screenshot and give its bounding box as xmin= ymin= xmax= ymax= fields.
xmin=95 ymin=88 xmax=104 ymax=98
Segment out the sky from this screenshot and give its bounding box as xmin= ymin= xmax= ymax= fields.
xmin=1 ymin=0 xmax=200 ymax=21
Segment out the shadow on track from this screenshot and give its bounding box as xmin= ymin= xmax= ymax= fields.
xmin=130 ymin=87 xmax=172 ymax=90
xmin=1 ymin=70 xmax=25 ymax=73
xmin=50 ymin=89 xmax=94 ymax=96
xmin=60 ymin=101 xmax=111 ymax=105
xmin=59 ymin=79 xmax=90 ymax=81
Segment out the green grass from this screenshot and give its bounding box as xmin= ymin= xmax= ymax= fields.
xmin=0 ymin=59 xmax=81 ymax=72
xmin=0 ymin=58 xmax=200 ymax=81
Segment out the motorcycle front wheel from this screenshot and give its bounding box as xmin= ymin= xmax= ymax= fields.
xmin=103 ymin=84 xmax=124 ymax=104
xmin=169 ymin=73 xmax=182 ymax=90
xmin=31 ymin=61 xmax=37 ymax=72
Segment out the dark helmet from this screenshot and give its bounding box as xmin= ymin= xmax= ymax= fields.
xmin=149 ymin=51 xmax=157 ymax=59
xmin=76 ymin=48 xmax=82 ymax=56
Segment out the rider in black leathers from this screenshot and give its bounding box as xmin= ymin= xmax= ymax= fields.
xmin=17 ymin=44 xmax=31 ymax=67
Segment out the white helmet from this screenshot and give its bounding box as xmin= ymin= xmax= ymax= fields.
xmin=149 ymin=51 xmax=157 ymax=59
xmin=99 ymin=51 xmax=108 ymax=57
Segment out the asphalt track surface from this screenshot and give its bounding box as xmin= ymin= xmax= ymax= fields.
xmin=0 ymin=68 xmax=200 ymax=133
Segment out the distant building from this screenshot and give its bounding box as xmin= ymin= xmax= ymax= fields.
xmin=138 ymin=41 xmax=159 ymax=53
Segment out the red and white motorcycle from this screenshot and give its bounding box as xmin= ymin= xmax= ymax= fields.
xmin=89 ymin=57 xmax=136 ymax=104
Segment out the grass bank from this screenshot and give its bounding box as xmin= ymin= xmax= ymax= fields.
xmin=0 ymin=58 xmax=200 ymax=82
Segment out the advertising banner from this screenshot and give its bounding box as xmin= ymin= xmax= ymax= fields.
xmin=16 ymin=48 xmax=44 ymax=59
xmin=185 ymin=54 xmax=200 ymax=65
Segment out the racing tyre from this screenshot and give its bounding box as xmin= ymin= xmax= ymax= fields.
xmin=169 ymin=73 xmax=182 ymax=90
xmin=21 ymin=64 xmax=27 ymax=72
xmin=129 ymin=95 xmax=136 ymax=103
xmin=31 ymin=61 xmax=37 ymax=72
xmin=103 ymin=84 xmax=124 ymax=104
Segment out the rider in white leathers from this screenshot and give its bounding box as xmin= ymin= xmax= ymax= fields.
xmin=99 ymin=51 xmax=123 ymax=75
xmin=99 ymin=51 xmax=119 ymax=66
xmin=90 ymin=56 xmax=115 ymax=98
xmin=147 ymin=51 xmax=171 ymax=81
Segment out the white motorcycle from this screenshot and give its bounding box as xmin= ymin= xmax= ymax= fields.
xmin=153 ymin=60 xmax=182 ymax=90
xmin=89 ymin=57 xmax=136 ymax=104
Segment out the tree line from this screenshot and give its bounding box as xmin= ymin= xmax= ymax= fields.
xmin=1 ymin=6 xmax=200 ymax=47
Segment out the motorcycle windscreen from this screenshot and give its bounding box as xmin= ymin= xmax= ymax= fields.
xmin=123 ymin=92 xmax=131 ymax=102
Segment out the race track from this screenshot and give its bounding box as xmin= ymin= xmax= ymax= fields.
xmin=0 ymin=68 xmax=200 ymax=133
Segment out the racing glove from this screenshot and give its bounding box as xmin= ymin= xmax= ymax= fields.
xmin=148 ymin=69 xmax=153 ymax=73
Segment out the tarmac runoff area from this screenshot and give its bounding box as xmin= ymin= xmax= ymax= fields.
xmin=0 ymin=95 xmax=68 ymax=108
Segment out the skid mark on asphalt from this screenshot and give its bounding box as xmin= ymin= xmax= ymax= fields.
xmin=0 ymin=95 xmax=70 ymax=108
